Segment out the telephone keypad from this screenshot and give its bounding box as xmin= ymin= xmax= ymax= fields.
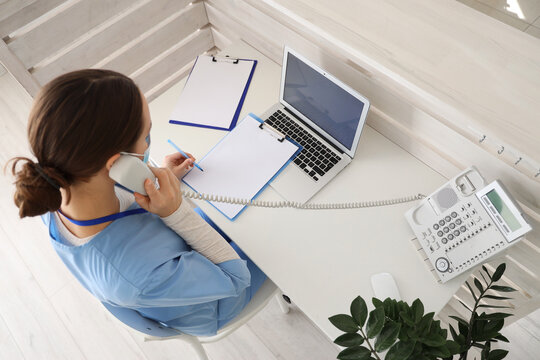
xmin=429 ymin=202 xmax=493 ymax=259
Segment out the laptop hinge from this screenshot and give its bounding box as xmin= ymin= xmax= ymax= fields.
xmin=283 ymin=106 xmax=345 ymax=155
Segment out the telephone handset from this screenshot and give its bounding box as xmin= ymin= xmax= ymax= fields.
xmin=109 ymin=155 xmax=157 ymax=196
xmin=109 ymin=154 xmax=423 ymax=209
xmin=405 ymin=166 xmax=532 ymax=283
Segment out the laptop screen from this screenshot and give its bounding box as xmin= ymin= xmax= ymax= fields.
xmin=282 ymin=53 xmax=367 ymax=152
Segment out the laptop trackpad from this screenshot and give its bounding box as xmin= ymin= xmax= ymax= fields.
xmin=270 ymin=165 xmax=320 ymax=204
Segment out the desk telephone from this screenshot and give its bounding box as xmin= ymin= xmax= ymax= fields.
xmin=405 ymin=167 xmax=532 ymax=282
xmin=111 ymin=157 xmax=532 ymax=283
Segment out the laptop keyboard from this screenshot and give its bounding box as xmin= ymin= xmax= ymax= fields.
xmin=265 ymin=110 xmax=341 ymax=182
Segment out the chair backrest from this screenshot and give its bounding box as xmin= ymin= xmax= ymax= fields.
xmin=101 ymin=302 xmax=183 ymax=338
xmin=0 ymin=0 xmax=214 ymax=101
xmin=101 ymin=278 xmax=279 ymax=340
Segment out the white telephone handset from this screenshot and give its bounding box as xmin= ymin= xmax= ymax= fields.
xmin=109 ymin=155 xmax=423 ymax=208
xmin=405 ymin=166 xmax=532 ymax=283
xmin=109 ymin=155 xmax=157 ymax=195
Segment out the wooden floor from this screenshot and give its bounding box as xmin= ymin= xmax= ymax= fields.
xmin=0 ymin=66 xmax=538 ymax=359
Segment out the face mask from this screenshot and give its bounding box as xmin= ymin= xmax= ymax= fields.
xmin=121 ymin=134 xmax=151 ymax=164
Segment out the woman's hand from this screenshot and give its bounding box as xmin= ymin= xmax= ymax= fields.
xmin=133 ymin=166 xmax=182 ymax=217
xmin=163 ymin=152 xmax=195 ymax=179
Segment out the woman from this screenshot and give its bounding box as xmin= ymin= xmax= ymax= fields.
xmin=9 ymin=69 xmax=266 ymax=336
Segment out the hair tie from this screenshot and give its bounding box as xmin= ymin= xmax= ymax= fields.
xmin=34 ymin=163 xmax=60 ymax=190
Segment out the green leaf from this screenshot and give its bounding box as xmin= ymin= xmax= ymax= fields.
xmin=446 ymin=340 xmax=462 ymax=355
xmin=487 ymin=349 xmax=509 ymax=360
xmin=449 ymin=325 xmax=459 ymax=342
xmin=337 ymin=346 xmax=372 ymax=360
xmin=424 ymin=344 xmax=451 ymax=358
xmin=329 ymin=314 xmax=360 ymax=333
xmin=494 ymin=333 xmax=509 ymax=342
xmin=481 ymin=342 xmax=491 ymax=360
xmin=399 ymin=311 xmax=415 ymax=327
xmin=385 ymin=340 xmax=416 ymax=360
xmin=372 ymin=298 xmax=384 ymax=309
xmin=417 ymin=312 xmax=434 ymax=336
xmin=383 ymin=298 xmax=398 ymax=320
xmin=458 ymin=321 xmax=469 ymax=337
xmin=449 ymin=315 xmax=469 ymax=327
xmin=420 ymin=332 xmax=446 ymax=347
xmin=489 ymin=285 xmax=516 ymax=292
xmin=351 ymin=296 xmax=369 ymax=327
xmin=480 ymin=271 xmax=489 ymax=286
xmin=477 ymin=312 xmax=512 ymax=321
xmin=483 ymin=295 xmax=512 ymax=301
xmin=366 ymin=307 xmax=385 ymax=338
xmin=335 ymin=333 xmax=365 ymax=347
xmin=478 ymin=305 xmax=511 ymax=309
xmin=482 ymin=265 xmax=492 ymax=279
xmin=411 ymin=299 xmax=424 ymax=323
xmin=474 ymin=278 xmax=484 ymax=293
xmin=484 ymin=319 xmax=505 ymax=334
xmin=491 ymin=264 xmax=506 ymax=282
xmin=374 ymin=320 xmax=401 ymax=352
xmin=465 ymin=281 xmax=478 ymax=302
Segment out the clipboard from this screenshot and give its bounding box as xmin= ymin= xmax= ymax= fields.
xmin=181 ymin=113 xmax=302 ymax=220
xmin=169 ymin=55 xmax=257 ymax=131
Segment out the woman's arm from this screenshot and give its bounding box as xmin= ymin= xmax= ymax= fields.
xmin=160 ymin=199 xmax=240 ymax=263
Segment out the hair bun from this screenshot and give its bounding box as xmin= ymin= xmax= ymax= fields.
xmin=8 ymin=157 xmax=66 ymax=218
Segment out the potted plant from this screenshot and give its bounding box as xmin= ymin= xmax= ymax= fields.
xmin=329 ymin=263 xmax=515 ymax=360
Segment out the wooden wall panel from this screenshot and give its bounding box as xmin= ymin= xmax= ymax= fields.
xmin=134 ymin=27 xmax=214 ymax=101
xmin=99 ymin=1 xmax=208 ymax=78
xmin=0 ymin=0 xmax=65 ymax=38
xmin=7 ymin=0 xmax=138 ymax=69
xmin=0 ymin=0 xmax=36 ymax=24
xmin=32 ymin=0 xmax=194 ymax=85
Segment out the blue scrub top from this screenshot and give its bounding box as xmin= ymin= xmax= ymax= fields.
xmin=43 ymin=203 xmax=266 ymax=336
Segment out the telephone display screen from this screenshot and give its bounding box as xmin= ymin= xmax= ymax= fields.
xmin=486 ymin=190 xmax=520 ymax=231
xmin=283 ymin=53 xmax=365 ymax=150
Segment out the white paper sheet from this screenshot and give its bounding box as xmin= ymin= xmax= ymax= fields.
xmin=182 ymin=114 xmax=299 ymax=220
xmin=170 ymin=55 xmax=256 ymax=130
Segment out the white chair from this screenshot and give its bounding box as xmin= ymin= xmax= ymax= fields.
xmin=102 ymin=279 xmax=290 ymax=360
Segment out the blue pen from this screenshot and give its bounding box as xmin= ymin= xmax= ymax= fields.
xmin=167 ymin=139 xmax=204 ymax=172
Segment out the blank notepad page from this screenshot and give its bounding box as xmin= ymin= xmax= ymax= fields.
xmin=182 ymin=114 xmax=300 ymax=220
xmin=170 ymin=55 xmax=256 ymax=130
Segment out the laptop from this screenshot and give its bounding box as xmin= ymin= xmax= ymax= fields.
xmin=261 ymin=47 xmax=370 ymax=204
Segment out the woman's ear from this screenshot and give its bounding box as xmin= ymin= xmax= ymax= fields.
xmin=106 ymin=154 xmax=122 ymax=171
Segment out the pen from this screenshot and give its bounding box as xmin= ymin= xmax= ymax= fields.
xmin=167 ymin=139 xmax=204 ymax=172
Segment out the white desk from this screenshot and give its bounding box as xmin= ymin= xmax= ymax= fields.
xmin=149 ymin=41 xmax=465 ymax=340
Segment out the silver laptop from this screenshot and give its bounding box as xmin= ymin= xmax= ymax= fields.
xmin=262 ymin=47 xmax=370 ymax=204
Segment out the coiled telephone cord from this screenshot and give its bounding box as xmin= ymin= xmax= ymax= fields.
xmin=181 ymin=190 xmax=425 ymax=209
